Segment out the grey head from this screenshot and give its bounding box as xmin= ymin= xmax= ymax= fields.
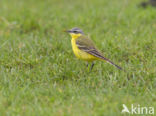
xmin=67 ymin=27 xmax=84 ymax=34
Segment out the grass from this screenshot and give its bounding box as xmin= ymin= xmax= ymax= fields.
xmin=0 ymin=0 xmax=156 ymax=115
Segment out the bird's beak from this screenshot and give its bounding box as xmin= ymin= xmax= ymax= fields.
xmin=63 ymin=30 xmax=72 ymax=33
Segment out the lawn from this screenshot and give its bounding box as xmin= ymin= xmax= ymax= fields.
xmin=0 ymin=0 xmax=156 ymax=115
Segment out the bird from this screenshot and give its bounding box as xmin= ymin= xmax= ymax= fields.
xmin=65 ymin=27 xmax=122 ymax=70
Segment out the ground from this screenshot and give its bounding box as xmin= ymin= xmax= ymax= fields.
xmin=0 ymin=0 xmax=156 ymax=115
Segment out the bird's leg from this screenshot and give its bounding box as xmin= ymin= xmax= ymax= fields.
xmin=90 ymin=62 xmax=95 ymax=71
xmin=86 ymin=63 xmax=89 ymax=67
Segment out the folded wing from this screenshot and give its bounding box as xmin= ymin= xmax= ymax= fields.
xmin=76 ymin=36 xmax=122 ymax=70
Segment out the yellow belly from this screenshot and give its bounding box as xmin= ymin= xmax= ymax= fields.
xmin=71 ymin=38 xmax=97 ymax=62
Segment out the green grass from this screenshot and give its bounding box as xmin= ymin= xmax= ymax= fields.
xmin=0 ymin=0 xmax=156 ymax=115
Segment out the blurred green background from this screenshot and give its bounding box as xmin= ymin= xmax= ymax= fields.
xmin=0 ymin=0 xmax=156 ymax=115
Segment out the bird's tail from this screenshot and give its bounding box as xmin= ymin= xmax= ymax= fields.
xmin=85 ymin=49 xmax=122 ymax=70
xmin=99 ymin=56 xmax=122 ymax=70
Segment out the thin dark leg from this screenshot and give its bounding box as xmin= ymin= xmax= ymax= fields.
xmin=86 ymin=63 xmax=88 ymax=67
xmin=90 ymin=62 xmax=95 ymax=71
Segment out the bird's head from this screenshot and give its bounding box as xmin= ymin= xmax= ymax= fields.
xmin=66 ymin=27 xmax=84 ymax=38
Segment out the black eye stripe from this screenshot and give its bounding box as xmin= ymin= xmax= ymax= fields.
xmin=73 ymin=30 xmax=79 ymax=33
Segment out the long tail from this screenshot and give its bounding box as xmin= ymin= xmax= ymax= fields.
xmin=100 ymin=56 xmax=122 ymax=70
xmin=87 ymin=50 xmax=122 ymax=70
xmin=78 ymin=46 xmax=122 ymax=70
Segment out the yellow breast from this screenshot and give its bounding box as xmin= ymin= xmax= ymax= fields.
xmin=71 ymin=34 xmax=96 ymax=62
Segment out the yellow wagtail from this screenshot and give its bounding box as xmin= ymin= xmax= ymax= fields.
xmin=66 ymin=27 xmax=122 ymax=70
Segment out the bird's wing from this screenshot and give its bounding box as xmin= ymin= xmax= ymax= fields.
xmin=76 ymin=35 xmax=122 ymax=70
xmin=76 ymin=35 xmax=104 ymax=59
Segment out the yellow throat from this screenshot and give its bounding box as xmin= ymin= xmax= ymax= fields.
xmin=70 ymin=33 xmax=82 ymax=39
